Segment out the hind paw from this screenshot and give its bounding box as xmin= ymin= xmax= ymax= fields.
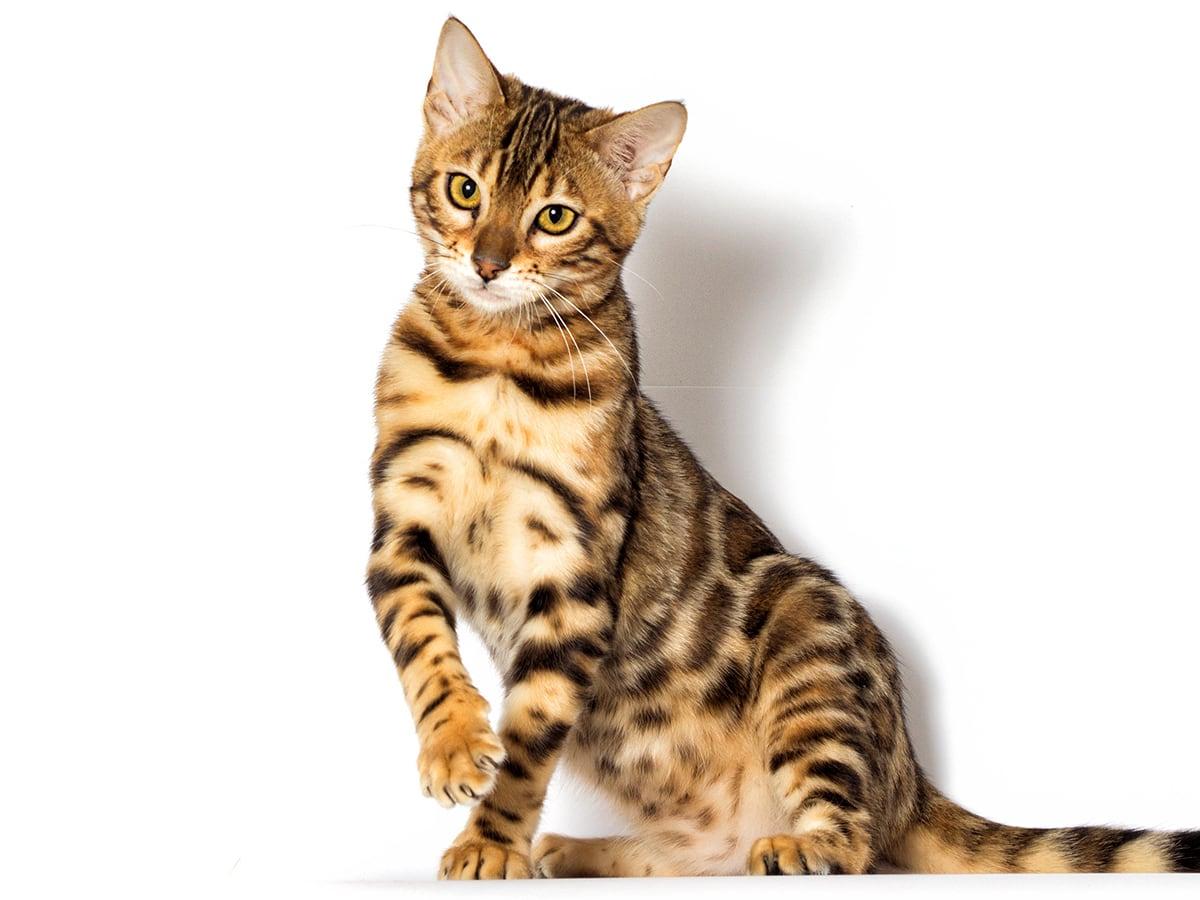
xmin=747 ymin=834 xmax=843 ymax=876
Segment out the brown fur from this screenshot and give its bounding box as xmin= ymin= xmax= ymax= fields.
xmin=366 ymin=18 xmax=1200 ymax=879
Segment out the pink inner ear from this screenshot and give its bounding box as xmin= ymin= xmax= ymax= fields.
xmin=595 ymin=118 xmax=654 ymax=173
xmin=589 ymin=103 xmax=686 ymax=197
xmin=607 ymin=130 xmax=643 ymax=170
xmin=425 ymin=19 xmax=504 ymax=135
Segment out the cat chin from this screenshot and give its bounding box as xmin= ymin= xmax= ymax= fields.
xmin=466 ymin=297 xmax=522 ymax=315
xmin=452 ymin=282 xmax=527 ymax=315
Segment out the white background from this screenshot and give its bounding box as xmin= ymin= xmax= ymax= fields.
xmin=2 ymin=1 xmax=1199 ymax=897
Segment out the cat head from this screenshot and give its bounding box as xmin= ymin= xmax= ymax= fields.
xmin=410 ymin=17 xmax=686 ymax=315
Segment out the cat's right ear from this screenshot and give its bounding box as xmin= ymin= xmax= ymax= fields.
xmin=423 ymin=18 xmax=505 ymax=138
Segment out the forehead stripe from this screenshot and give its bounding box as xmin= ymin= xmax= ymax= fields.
xmin=498 ymin=100 xmax=560 ymax=191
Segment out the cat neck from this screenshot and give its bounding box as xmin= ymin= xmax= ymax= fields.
xmin=405 ymin=275 xmax=640 ymax=395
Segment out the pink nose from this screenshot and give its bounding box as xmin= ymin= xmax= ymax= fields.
xmin=472 ymin=254 xmax=509 ymax=283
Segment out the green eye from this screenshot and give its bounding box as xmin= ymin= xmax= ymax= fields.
xmin=536 ymin=204 xmax=577 ymax=235
xmin=447 ymin=173 xmax=480 ymax=210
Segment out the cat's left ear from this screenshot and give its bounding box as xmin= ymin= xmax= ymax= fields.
xmin=423 ymin=17 xmax=505 ymax=137
xmin=586 ymin=101 xmax=687 ymax=203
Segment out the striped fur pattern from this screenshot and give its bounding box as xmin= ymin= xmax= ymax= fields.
xmin=366 ymin=18 xmax=1199 ymax=879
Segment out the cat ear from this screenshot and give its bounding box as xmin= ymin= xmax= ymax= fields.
xmin=586 ymin=101 xmax=687 ymax=203
xmin=423 ymin=18 xmax=505 ymax=137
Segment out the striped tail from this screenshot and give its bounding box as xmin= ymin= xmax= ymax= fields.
xmin=893 ymin=784 xmax=1200 ymax=874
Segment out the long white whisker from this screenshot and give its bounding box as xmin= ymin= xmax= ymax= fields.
xmin=351 ymin=223 xmax=456 ymax=253
xmin=541 ymin=281 xmax=633 ymax=381
xmin=538 ymin=294 xmax=577 ymax=399
xmin=546 ymin=255 xmax=666 ymax=303
xmin=541 ymin=294 xmax=577 ymax=399
xmin=544 ymin=294 xmax=580 ymax=400
xmin=549 ymin=297 xmax=588 ymax=402
xmin=542 ymin=292 xmax=592 ymax=403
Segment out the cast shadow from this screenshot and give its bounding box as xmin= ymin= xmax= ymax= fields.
xmin=628 ymin=178 xmax=828 ymax=391
xmin=624 ymin=177 xmax=946 ymax=783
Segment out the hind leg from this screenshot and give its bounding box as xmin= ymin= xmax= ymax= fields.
xmin=746 ymin=721 xmax=875 ymax=876
xmin=745 ymin=587 xmax=883 ymax=875
xmin=533 ymin=834 xmax=674 ymax=878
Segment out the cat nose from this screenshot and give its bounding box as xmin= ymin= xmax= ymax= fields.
xmin=472 ymin=253 xmax=510 ymax=283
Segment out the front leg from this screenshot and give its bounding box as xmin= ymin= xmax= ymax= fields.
xmin=368 ymin=515 xmax=505 ymax=808
xmin=440 ymin=575 xmax=612 ymax=880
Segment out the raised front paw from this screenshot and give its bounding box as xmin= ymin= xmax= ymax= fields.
xmin=417 ymin=710 xmax=506 ymax=808
xmin=747 ymin=834 xmax=841 ymax=876
xmin=439 ymin=839 xmax=531 ymax=880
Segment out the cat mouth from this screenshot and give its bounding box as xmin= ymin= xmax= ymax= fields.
xmin=434 ymin=262 xmax=527 ymax=313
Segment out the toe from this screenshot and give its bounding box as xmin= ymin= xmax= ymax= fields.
xmin=418 ymin=718 xmax=505 ymax=808
xmin=440 ymin=841 xmax=529 ymax=880
xmin=748 ymin=835 xmax=808 ymax=876
xmin=775 ymin=838 xmax=804 ymax=874
xmin=747 ymin=837 xmax=772 ymax=875
xmin=505 ymin=851 xmax=531 ymax=879
xmin=477 ymin=844 xmax=508 ymax=879
xmin=532 ymin=834 xmax=567 ymax=878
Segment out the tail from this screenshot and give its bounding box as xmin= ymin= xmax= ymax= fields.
xmin=892 ymin=783 xmax=1200 ymax=874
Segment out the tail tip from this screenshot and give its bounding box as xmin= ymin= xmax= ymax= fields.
xmin=1172 ymin=831 xmax=1200 ymax=873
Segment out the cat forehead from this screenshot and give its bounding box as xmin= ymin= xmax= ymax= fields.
xmin=443 ymin=87 xmax=613 ymax=194
xmin=493 ymin=100 xmax=569 ymax=192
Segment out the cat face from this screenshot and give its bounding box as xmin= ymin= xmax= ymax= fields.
xmin=410 ymin=18 xmax=686 ymax=315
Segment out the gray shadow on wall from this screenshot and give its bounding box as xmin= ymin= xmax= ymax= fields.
xmin=866 ymin=606 xmax=946 ymax=782
xmin=627 ymin=178 xmax=830 ymax=390
xmin=628 ymin=176 xmax=835 ymax=533
xmin=621 ymin=177 xmax=947 ymax=785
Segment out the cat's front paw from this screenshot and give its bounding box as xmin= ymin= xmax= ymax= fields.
xmin=417 ymin=709 xmax=506 ymax=808
xmin=439 ymin=839 xmax=531 ymax=880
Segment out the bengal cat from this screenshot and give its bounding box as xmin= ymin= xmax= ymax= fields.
xmin=367 ymin=17 xmax=1199 ymax=879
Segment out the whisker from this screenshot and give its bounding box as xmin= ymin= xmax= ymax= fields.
xmin=546 ymin=255 xmax=666 ymax=303
xmin=351 ymin=223 xmax=455 ymax=253
xmin=538 ymin=294 xmax=577 ymax=399
xmin=507 ymin=300 xmax=529 ymax=348
xmin=540 ymin=281 xmax=633 ymax=381
xmin=429 ymin=275 xmax=452 ymax=315
xmin=542 ymin=293 xmax=592 ymax=403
